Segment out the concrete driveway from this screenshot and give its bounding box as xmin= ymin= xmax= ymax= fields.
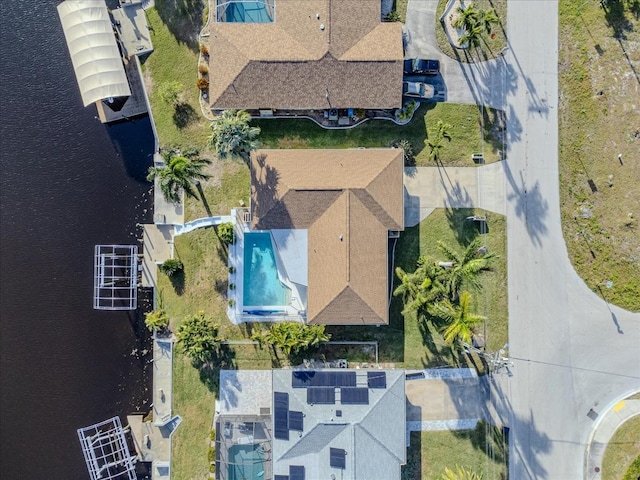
xmin=404 ymin=0 xmax=507 ymax=110
xmin=404 ymin=162 xmax=506 ymax=227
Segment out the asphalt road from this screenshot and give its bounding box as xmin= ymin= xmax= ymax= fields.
xmin=501 ymin=2 xmax=640 ymax=479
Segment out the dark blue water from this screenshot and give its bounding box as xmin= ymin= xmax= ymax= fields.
xmin=1 ymin=2 xmax=154 ymax=478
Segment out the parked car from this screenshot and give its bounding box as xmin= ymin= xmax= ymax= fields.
xmin=404 ymin=58 xmax=440 ymax=75
xmin=403 ymin=81 xmax=435 ymax=100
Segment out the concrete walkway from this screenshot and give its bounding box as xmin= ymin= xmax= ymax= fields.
xmin=404 ymin=0 xmax=507 ymax=110
xmin=585 ymin=397 xmax=640 ymax=479
xmin=404 ymin=162 xmax=506 ymax=226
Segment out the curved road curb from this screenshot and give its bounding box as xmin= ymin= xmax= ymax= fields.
xmin=584 ymin=395 xmax=640 ymax=480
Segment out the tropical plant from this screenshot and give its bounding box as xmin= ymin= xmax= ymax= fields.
xmin=157 ymin=81 xmax=184 ymax=106
xmin=159 ymin=258 xmax=183 ymax=278
xmin=437 ymin=237 xmax=495 ymax=300
xmin=198 ymin=63 xmax=209 ymax=75
xmin=479 ymin=8 xmax=499 ymax=36
xmin=199 ymin=43 xmax=209 ymax=56
xmin=428 ymin=120 xmax=453 ymax=163
xmin=431 ymin=291 xmax=486 ymax=345
xmin=459 ymin=25 xmax=484 ymax=50
xmin=177 ymin=312 xmax=222 ymax=364
xmin=144 ymin=308 xmax=170 ymax=332
xmin=454 ymin=4 xmax=480 ymax=31
xmin=385 ymin=10 xmax=401 ymax=22
xmin=442 ymin=465 xmax=484 ymax=480
xmin=209 ymin=109 xmax=261 ymax=162
xmin=217 ymin=222 xmax=235 ymax=245
xmin=394 ymin=139 xmax=415 ymax=166
xmin=252 ymin=322 xmax=330 ymax=356
xmin=394 ymin=256 xmax=447 ymax=318
xmin=146 ymin=148 xmax=211 ymax=205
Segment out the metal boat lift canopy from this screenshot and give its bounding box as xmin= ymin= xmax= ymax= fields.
xmin=93 ymin=245 xmax=138 ymax=310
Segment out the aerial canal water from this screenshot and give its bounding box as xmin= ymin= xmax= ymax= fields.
xmin=1 ymin=2 xmax=154 ymax=478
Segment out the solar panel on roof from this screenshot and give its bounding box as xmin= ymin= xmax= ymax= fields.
xmin=289 ymin=465 xmax=305 ymax=480
xmin=307 ymin=387 xmax=335 ymax=404
xmin=292 ymin=371 xmax=356 ymax=388
xmin=330 ymin=447 xmax=346 ymax=469
xmin=274 ymin=392 xmax=289 ymax=440
xmin=340 ymin=387 xmax=369 ymax=404
xmin=367 ymin=371 xmax=387 ymax=389
xmin=288 ymin=410 xmax=304 ymax=431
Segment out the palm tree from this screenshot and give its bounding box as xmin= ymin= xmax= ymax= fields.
xmin=177 ymin=312 xmax=223 ymax=365
xmin=394 ymin=258 xmax=447 ymax=318
xmin=431 ymin=291 xmax=486 ymax=345
xmin=209 ymin=109 xmax=260 ymax=162
xmin=442 ymin=465 xmax=484 ymax=480
xmin=479 ymin=8 xmax=500 ymax=37
xmin=147 ymin=149 xmax=211 ymax=205
xmin=437 ymin=237 xmax=495 ymax=300
xmin=459 ymin=25 xmax=484 ymax=51
xmin=453 ymin=4 xmax=480 ymax=32
xmin=428 ymin=120 xmax=452 ymax=163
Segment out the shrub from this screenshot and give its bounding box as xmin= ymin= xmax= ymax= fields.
xmin=198 ymin=63 xmax=209 ymax=75
xmin=228 ymin=299 xmax=235 ymax=307
xmin=229 ymin=283 xmax=235 ymax=290
xmin=394 ymin=139 xmax=415 ymax=166
xmin=199 ymin=43 xmax=209 ymax=55
xmin=144 ymin=309 xmax=170 ymax=332
xmin=196 ymin=77 xmax=209 ymax=91
xmin=208 ymin=446 xmax=216 ymax=463
xmin=176 ymin=312 xmax=222 ymax=364
xmin=159 ymin=258 xmax=183 ymax=278
xmin=210 ymin=429 xmax=216 ymax=441
xmin=228 ymin=266 xmax=236 ymax=274
xmin=217 ymin=222 xmax=235 ymax=245
xmin=385 ymin=10 xmax=401 ymax=22
xmin=157 ymin=81 xmax=183 ymax=106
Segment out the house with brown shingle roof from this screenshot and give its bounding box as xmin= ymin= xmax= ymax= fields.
xmin=249 ymin=148 xmax=404 ymax=325
xmin=207 ymin=0 xmax=404 ymax=113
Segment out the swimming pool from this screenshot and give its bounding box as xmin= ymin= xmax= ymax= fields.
xmin=227 ymin=444 xmax=266 ymax=480
xmin=221 ymin=1 xmax=274 ymax=23
xmin=243 ymin=232 xmax=291 ymax=308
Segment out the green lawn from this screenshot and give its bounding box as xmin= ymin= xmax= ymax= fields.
xmin=403 ymin=422 xmax=508 ymax=479
xmin=256 ymin=103 xmax=504 ymax=166
xmin=142 ymin=7 xmax=211 ymax=150
xmin=603 ymin=415 xmax=640 ymax=480
xmin=435 ymin=0 xmax=508 ymax=63
xmin=558 ymin=0 xmax=640 ymax=311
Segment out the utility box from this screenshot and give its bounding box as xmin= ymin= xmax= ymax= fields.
xmin=472 ymin=153 xmax=484 ymax=164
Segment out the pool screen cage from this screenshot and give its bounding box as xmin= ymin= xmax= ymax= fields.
xmin=94 ymin=245 xmax=139 ymax=310
xmin=77 ymin=416 xmax=138 ymax=480
xmin=215 ymin=0 xmax=275 ymax=22
xmin=216 ymin=414 xmax=273 ymax=480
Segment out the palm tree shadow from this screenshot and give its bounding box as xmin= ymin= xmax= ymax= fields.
xmin=445 ymin=207 xmax=482 ymax=246
xmin=504 ymin=164 xmax=549 ymax=246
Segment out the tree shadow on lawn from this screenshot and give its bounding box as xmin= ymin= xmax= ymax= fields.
xmin=197 ymin=343 xmax=237 ymax=393
xmin=173 ymin=102 xmax=199 ymax=129
xmin=603 ymin=0 xmax=639 ymax=38
xmin=169 ymin=270 xmax=185 ymax=295
xmin=445 ymin=207 xmax=485 ymax=247
xmin=155 ymin=0 xmax=204 ymax=51
xmin=417 ymin=316 xmax=461 ymax=368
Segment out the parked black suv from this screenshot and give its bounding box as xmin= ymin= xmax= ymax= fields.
xmin=404 ymin=58 xmax=440 ymax=76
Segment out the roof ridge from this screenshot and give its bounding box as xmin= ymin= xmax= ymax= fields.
xmin=355 ymin=374 xmax=405 ymax=463
xmin=354 ymin=423 xmax=403 ymax=464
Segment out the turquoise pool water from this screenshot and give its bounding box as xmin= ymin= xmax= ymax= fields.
xmin=243 ymin=232 xmax=290 ymax=307
xmin=223 ymin=1 xmax=273 ymax=23
xmin=227 ymin=444 xmax=266 ymax=480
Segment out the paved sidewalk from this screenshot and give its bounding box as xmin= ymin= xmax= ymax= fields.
xmin=404 ymin=162 xmax=506 ymax=226
xmin=585 ymin=398 xmax=640 ymax=479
